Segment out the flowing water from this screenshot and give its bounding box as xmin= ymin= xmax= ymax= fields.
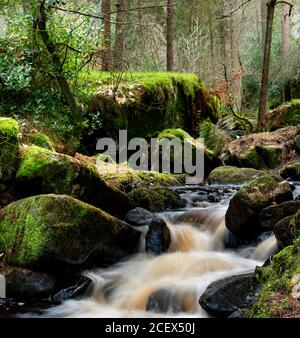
xmin=26 ymin=185 xmax=280 ymax=318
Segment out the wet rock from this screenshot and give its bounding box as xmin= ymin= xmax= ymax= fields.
xmin=0 ymin=266 xmax=56 ymax=299
xmin=208 ymin=166 xmax=263 ymax=185
xmin=225 ymin=175 xmax=293 ymax=241
xmin=223 ymin=230 xmax=240 ymax=249
xmin=145 ymin=219 xmax=171 ymax=255
xmin=259 ymin=200 xmax=300 ymax=231
xmin=199 ymin=273 xmax=261 ymax=318
xmin=0 ymin=194 xmax=140 ymax=271
xmin=124 ymin=207 xmax=154 ymax=227
xmin=16 ymin=146 xmax=131 ymax=218
xmin=151 ymin=187 xmax=186 ymax=209
xmin=207 ymin=193 xmax=221 ymax=203
xmin=51 ymin=275 xmax=92 ymax=304
xmin=274 ymin=212 xmax=300 ymax=249
xmin=280 ymin=161 xmax=300 ymax=181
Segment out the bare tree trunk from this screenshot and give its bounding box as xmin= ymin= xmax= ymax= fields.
xmin=36 ymin=2 xmax=82 ymax=142
xmin=218 ymin=0 xmax=228 ymax=79
xmin=102 ymin=0 xmax=111 ymax=71
xmin=281 ymin=2 xmax=290 ymax=101
xmin=261 ymin=0 xmax=268 ymax=53
xmin=114 ymin=0 xmax=126 ymax=71
xmin=258 ymin=0 xmax=276 ymax=129
xmin=167 ymin=0 xmax=174 ymax=71
xmin=230 ymin=10 xmax=242 ymax=111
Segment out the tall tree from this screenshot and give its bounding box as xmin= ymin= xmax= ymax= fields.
xmin=230 ymin=9 xmax=242 ymax=111
xmin=114 ymin=0 xmax=126 ymax=71
xmin=258 ymin=0 xmax=276 ymax=129
xmin=261 ymin=0 xmax=268 ymax=52
xmin=102 ymin=0 xmax=111 ymax=71
xmin=281 ymin=2 xmax=290 ymax=101
xmin=166 ymin=0 xmax=174 ymax=71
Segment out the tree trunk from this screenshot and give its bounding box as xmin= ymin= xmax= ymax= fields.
xmin=166 ymin=0 xmax=174 ymax=71
xmin=258 ymin=0 xmax=276 ymax=129
xmin=114 ymin=0 xmax=126 ymax=71
xmin=218 ymin=0 xmax=228 ymax=79
xmin=261 ymin=0 xmax=268 ymax=53
xmin=230 ymin=10 xmax=242 ymax=111
xmin=281 ymin=2 xmax=290 ymax=101
xmin=102 ymin=0 xmax=111 ymax=71
xmin=36 ymin=2 xmax=82 ymax=141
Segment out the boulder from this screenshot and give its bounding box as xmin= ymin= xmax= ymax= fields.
xmin=124 ymin=207 xmax=154 ymax=227
xmin=280 ymin=161 xmax=300 ymax=181
xmin=274 ymin=211 xmax=300 ymax=249
xmin=0 ymin=266 xmax=56 ymax=299
xmin=0 ymin=118 xmax=19 ymax=192
xmin=225 ymin=175 xmax=293 ymax=240
xmin=30 ymin=133 xmax=55 ymax=151
xmin=128 ymin=187 xmax=184 ymax=212
xmin=145 ymin=219 xmax=171 ymax=255
xmin=0 ymin=194 xmax=140 ymax=271
xmin=259 ymin=200 xmax=300 ymax=231
xmin=222 ymin=127 xmax=298 ymax=169
xmin=199 ymin=273 xmax=261 ymax=318
xmin=16 ymin=146 xmax=131 ymax=217
xmin=208 ymin=166 xmax=263 ymax=184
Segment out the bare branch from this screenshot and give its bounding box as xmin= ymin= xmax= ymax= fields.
xmin=219 ymin=0 xmax=254 ymax=19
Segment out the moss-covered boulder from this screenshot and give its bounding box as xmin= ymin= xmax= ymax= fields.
xmin=223 ymin=127 xmax=297 ymax=170
xmin=0 ymin=118 xmax=19 ymax=191
xmin=128 ymin=186 xmax=184 ymax=212
xmin=30 ymin=133 xmax=55 ymax=151
xmin=280 ymin=161 xmax=300 ymax=181
xmin=248 ymin=237 xmax=300 ymax=318
xmin=274 ymin=210 xmax=300 ymax=249
xmin=208 ymin=166 xmax=263 ymax=184
xmin=84 ymin=72 xmax=219 ymax=143
xmin=225 ymin=175 xmax=293 ymax=241
xmin=16 ymin=146 xmax=131 ymax=217
xmin=156 ymin=128 xmax=219 ymax=177
xmin=0 ymin=194 xmax=140 ymax=271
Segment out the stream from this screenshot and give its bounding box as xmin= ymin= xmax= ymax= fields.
xmin=18 ymin=184 xmax=281 ymax=318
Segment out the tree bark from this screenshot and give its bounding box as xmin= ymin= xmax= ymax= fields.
xmin=218 ymin=0 xmax=228 ymax=79
xmin=166 ymin=0 xmax=174 ymax=71
xmin=36 ymin=2 xmax=82 ymax=139
xmin=281 ymin=2 xmax=290 ymax=101
xmin=230 ymin=10 xmax=242 ymax=111
xmin=261 ymin=0 xmax=268 ymax=53
xmin=102 ymin=0 xmax=111 ymax=71
xmin=114 ymin=0 xmax=126 ymax=71
xmin=258 ymin=0 xmax=276 ymax=129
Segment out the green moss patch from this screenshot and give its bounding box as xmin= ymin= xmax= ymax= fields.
xmin=208 ymin=166 xmax=263 ymax=184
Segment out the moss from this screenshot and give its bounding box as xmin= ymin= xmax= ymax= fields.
xmin=199 ymin=119 xmax=230 ymax=156
xmin=128 ymin=187 xmax=166 ymax=212
xmin=0 ymin=118 xmax=20 ymax=185
xmin=31 ymin=133 xmax=55 ymax=151
xmin=158 ymin=128 xmax=191 ymax=141
xmin=280 ymin=161 xmax=300 ymax=180
xmin=0 ymin=194 xmax=139 ymax=269
xmin=255 ymin=146 xmax=282 ymax=169
xmin=208 ymin=166 xmax=263 ymax=184
xmin=80 ymin=72 xmax=219 ymax=143
xmin=248 ymin=237 xmax=300 ymax=318
xmin=284 ymin=99 xmax=300 ymax=126
xmin=239 ymin=148 xmax=264 ymax=170
xmin=16 ymin=146 xmax=131 ymax=217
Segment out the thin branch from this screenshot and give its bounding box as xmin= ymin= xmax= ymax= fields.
xmin=219 ymin=0 xmax=254 ymax=19
xmin=275 ymin=1 xmax=293 ymax=16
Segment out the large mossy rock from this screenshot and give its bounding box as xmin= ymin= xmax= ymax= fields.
xmin=222 ymin=127 xmax=298 ymax=170
xmin=274 ymin=210 xmax=300 ymax=249
xmin=16 ymin=146 xmax=131 ymax=217
xmin=225 ymin=175 xmax=293 ymax=240
xmin=248 ymin=236 xmax=300 ymax=318
xmin=86 ymin=72 xmax=219 ymax=143
xmin=208 ymin=166 xmax=263 ymax=184
xmin=0 ymin=118 xmax=19 ymax=192
xmin=0 ymin=194 xmax=140 ymax=271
